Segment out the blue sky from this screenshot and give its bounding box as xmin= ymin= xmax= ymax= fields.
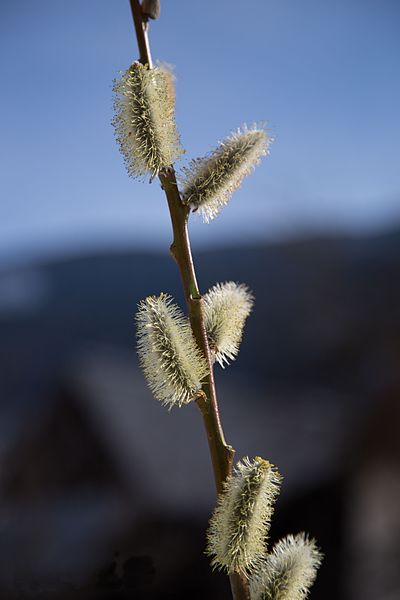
xmin=1 ymin=0 xmax=399 ymax=264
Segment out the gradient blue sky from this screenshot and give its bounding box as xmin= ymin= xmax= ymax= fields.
xmin=1 ymin=0 xmax=399 ymax=263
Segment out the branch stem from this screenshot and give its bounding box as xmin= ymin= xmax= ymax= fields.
xmin=129 ymin=0 xmax=153 ymax=67
xmin=159 ymin=168 xmax=235 ymax=492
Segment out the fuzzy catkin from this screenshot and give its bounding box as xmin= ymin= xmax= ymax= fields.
xmin=203 ymin=281 xmax=254 ymax=367
xmin=136 ymin=293 xmax=208 ymax=408
xmin=207 ymin=457 xmax=282 ymax=574
xmin=250 ymin=534 xmax=323 ymax=600
xmin=113 ymin=63 xmax=183 ymax=180
xmin=181 ymin=126 xmax=270 ymax=222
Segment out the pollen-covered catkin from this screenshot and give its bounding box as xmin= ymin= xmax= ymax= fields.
xmin=206 ymin=457 xmax=282 ymax=574
xmin=113 ymin=62 xmax=183 ymax=180
xmin=203 ymin=281 xmax=254 ymax=367
xmin=250 ymin=534 xmax=323 ymax=600
xmin=136 ymin=293 xmax=208 ymax=408
xmin=181 ymin=126 xmax=270 ymax=222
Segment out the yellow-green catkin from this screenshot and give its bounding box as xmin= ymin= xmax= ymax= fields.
xmin=181 ymin=126 xmax=270 ymax=222
xmin=206 ymin=457 xmax=282 ymax=574
xmin=136 ymin=293 xmax=208 ymax=408
xmin=203 ymin=281 xmax=254 ymax=367
xmin=250 ymin=534 xmax=323 ymax=600
xmin=113 ymin=63 xmax=183 ymax=180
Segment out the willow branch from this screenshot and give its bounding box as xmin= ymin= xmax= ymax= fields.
xmin=128 ymin=2 xmax=248 ymax=598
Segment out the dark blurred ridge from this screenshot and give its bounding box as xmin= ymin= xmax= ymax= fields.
xmin=0 ymin=229 xmax=399 ymax=599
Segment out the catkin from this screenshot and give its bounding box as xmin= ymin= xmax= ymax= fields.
xmin=136 ymin=293 xmax=208 ymax=408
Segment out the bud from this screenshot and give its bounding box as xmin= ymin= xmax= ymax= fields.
xmin=250 ymin=533 xmax=323 ymax=600
xmin=136 ymin=293 xmax=208 ymax=408
xmin=181 ymin=126 xmax=270 ymax=223
xmin=141 ymin=0 xmax=161 ymax=20
xmin=203 ymin=281 xmax=254 ymax=367
xmin=113 ymin=63 xmax=183 ymax=180
xmin=207 ymin=457 xmax=282 ymax=574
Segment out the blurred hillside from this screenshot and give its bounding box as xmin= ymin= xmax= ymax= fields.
xmin=0 ymin=230 xmax=399 ymax=599
xmin=2 ymin=229 xmax=399 ymax=389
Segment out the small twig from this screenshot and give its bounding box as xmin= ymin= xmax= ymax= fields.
xmin=129 ymin=0 xmax=153 ymax=67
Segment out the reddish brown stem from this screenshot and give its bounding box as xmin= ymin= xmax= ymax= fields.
xmin=159 ymin=168 xmax=234 ymax=492
xmin=129 ymin=0 xmax=153 ymax=67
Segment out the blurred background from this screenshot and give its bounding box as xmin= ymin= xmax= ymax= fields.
xmin=1 ymin=0 xmax=400 ymax=598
